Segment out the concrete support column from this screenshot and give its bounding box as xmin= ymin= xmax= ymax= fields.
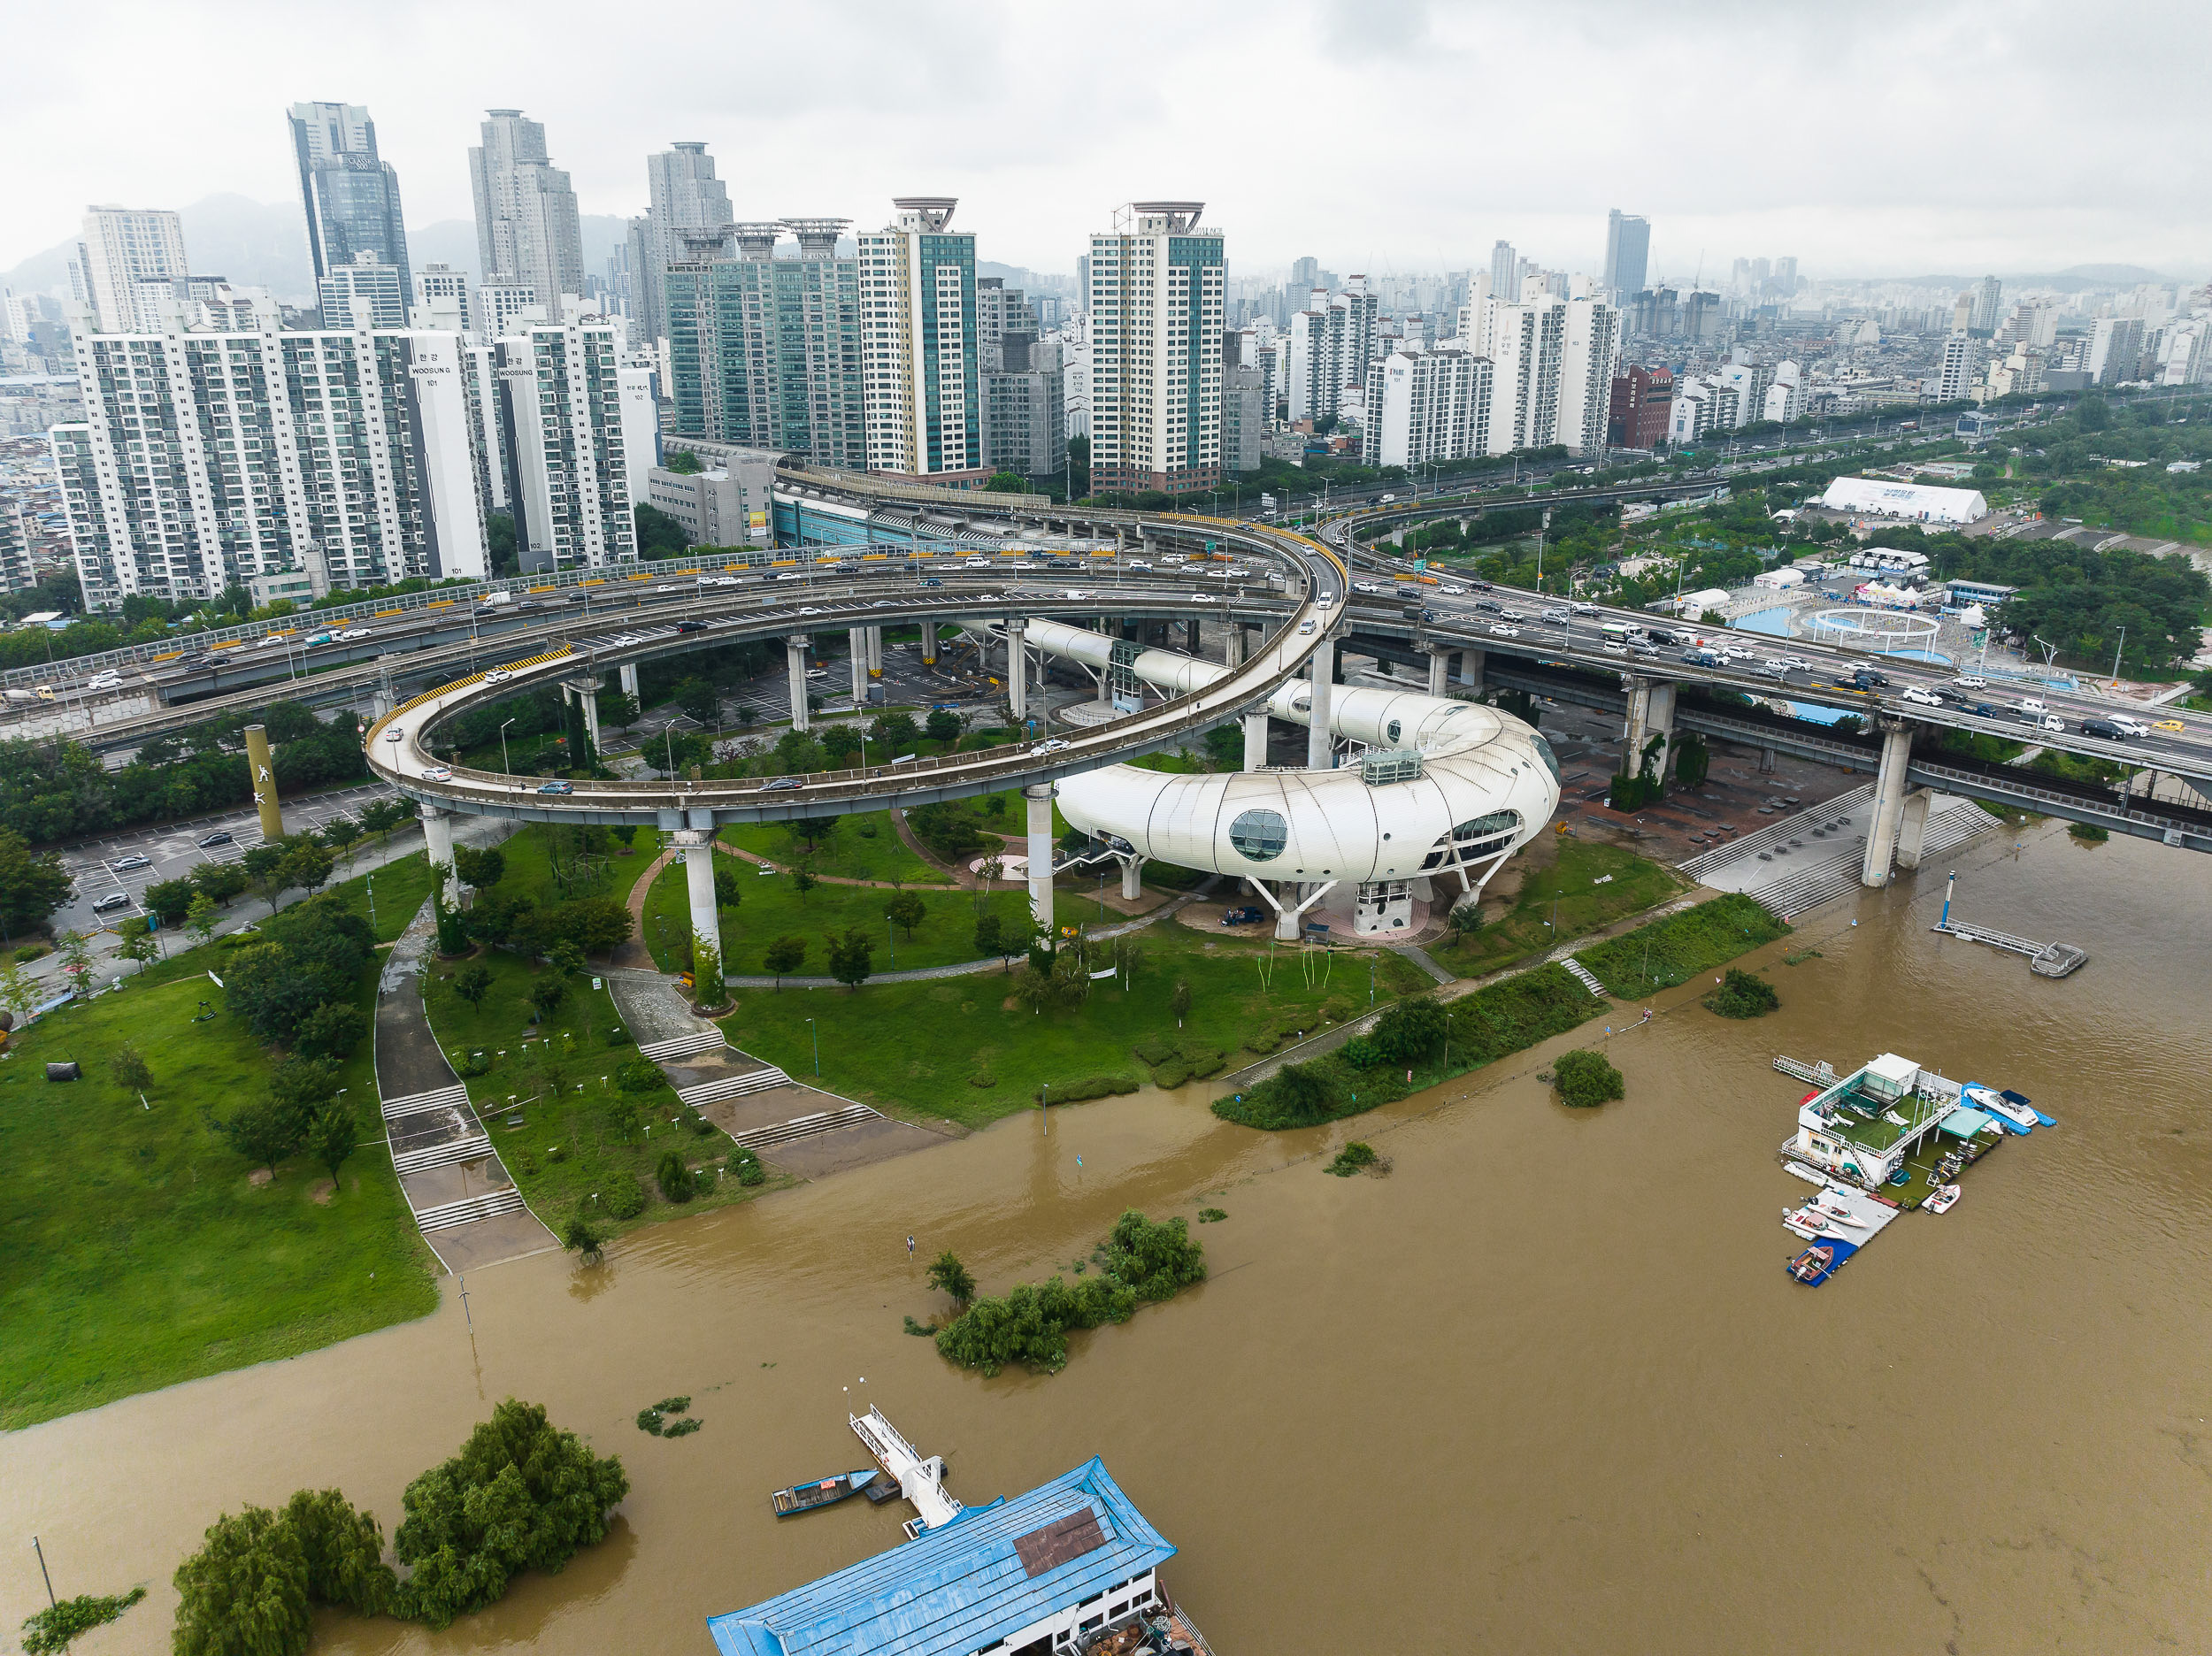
xmin=866 ymin=625 xmax=883 ymax=677
xmin=1120 ymin=856 xmax=1144 ymax=901
xmin=1458 ymin=647 xmax=1486 ymax=688
xmin=1861 ymin=720 xmax=1916 ymax=888
xmin=243 ymin=724 xmax=284 ymax=840
xmin=1024 ymin=783 xmax=1055 ymax=937
xmin=1186 ymin=618 xmax=1202 ymax=655
xmin=1243 ymin=710 xmax=1271 ymax=771
xmin=1759 ymin=745 xmax=1776 ymax=773
xmin=369 ymin=686 xmax=395 ymax=720
xmin=618 ymin=662 xmax=640 ymax=700
xmin=786 ymin=637 xmax=810 ymax=732
xmin=1224 ymin=625 xmax=1245 ymax=670
xmin=568 ymin=678 xmax=603 ymax=753
xmin=1275 ymin=882 xmax=1303 ymax=942
xmin=675 ymin=828 xmax=722 ymax=970
xmin=1624 ymin=675 xmax=1652 ymax=767
xmin=1008 ymin=619 xmax=1028 ymax=724
xmin=1426 ymin=648 xmax=1448 ymax=697
xmin=920 ymin=620 xmax=938 ymax=665
xmin=848 ymin=628 xmax=867 ymax=704
xmin=1894 ymin=788 xmax=1934 ymax=871
xmin=1646 ymin=680 xmax=1677 ymax=777
xmin=1306 ymin=633 xmax=1336 ymax=770
xmin=422 ymin=804 xmax=458 ymax=907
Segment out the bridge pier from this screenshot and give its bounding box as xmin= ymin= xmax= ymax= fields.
xmin=422 ymin=804 xmax=459 ymax=908
xmin=1426 ymin=648 xmax=1448 ymax=696
xmin=1894 ymin=788 xmax=1933 ymax=870
xmin=1008 ymin=618 xmax=1028 ymax=724
xmin=1120 ymin=855 xmax=1145 ymax=901
xmin=1243 ymin=709 xmax=1270 ymax=771
xmin=1624 ymin=676 xmax=1676 ymax=779
xmin=867 ymin=625 xmax=883 ymax=678
xmin=919 ymin=620 xmax=938 ymax=666
xmin=1024 ymin=783 xmax=1055 ymax=936
xmin=1306 ymin=633 xmax=1335 ymax=770
xmin=1861 ymin=719 xmax=1915 ymax=888
xmin=618 ymin=662 xmax=640 ymax=701
xmin=1224 ymin=625 xmax=1245 ymax=670
xmin=564 ymin=676 xmax=603 ymax=754
xmin=848 ymin=628 xmax=867 ymax=704
xmin=1185 ymin=618 xmax=1202 ymax=655
xmin=1459 ymin=647 xmax=1486 ymax=688
xmin=785 ymin=637 xmax=810 ymax=732
xmin=370 ymin=686 xmax=395 ymax=721
xmin=674 ymin=828 xmax=722 ymax=972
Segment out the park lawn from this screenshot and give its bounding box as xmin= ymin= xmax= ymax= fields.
xmin=0 ymin=964 xmax=437 ymax=1430
xmin=642 ymin=855 xmax=1041 ymax=978
xmin=1431 ymin=839 xmax=1686 ymax=979
xmin=328 ymin=848 xmax=439 ymax=944
xmin=417 ymin=949 xmax=790 ymax=1243
xmin=493 ymin=822 xmax=641 ymax=908
xmin=718 ymin=811 xmax=951 ymax=886
xmin=717 ymin=929 xmax=1424 ymax=1129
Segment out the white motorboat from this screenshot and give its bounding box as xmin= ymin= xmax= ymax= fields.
xmin=1785 ymin=1208 xmax=1830 ymax=1232
xmin=1811 ymin=1200 xmax=1870 ymax=1229
xmin=1964 ymin=1084 xmax=2036 ymax=1131
xmin=1923 ymin=1184 xmax=1961 ymax=1215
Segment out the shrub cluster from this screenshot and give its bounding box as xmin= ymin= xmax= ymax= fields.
xmin=1553 ymin=1048 xmax=1625 ymax=1108
xmin=1031 ymin=1073 xmax=1140 ymax=1104
xmin=1133 ymin=1037 xmax=1229 ymax=1088
xmin=1705 ymin=968 xmax=1780 ymax=1019
xmin=1577 ymin=894 xmax=1787 ymax=994
xmin=934 ymin=1212 xmax=1205 ymax=1376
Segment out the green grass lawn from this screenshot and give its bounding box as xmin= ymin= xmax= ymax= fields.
xmin=718 ymin=810 xmax=950 ymax=886
xmin=642 ymin=856 xmax=1042 ymax=977
xmin=1431 ymin=839 xmax=1686 ymax=979
xmin=0 ymin=964 xmax=437 ymax=1430
xmin=334 ymin=848 xmax=439 ymax=943
xmin=417 ymin=950 xmax=788 ymax=1241
xmin=717 ymin=928 xmax=1429 ymax=1128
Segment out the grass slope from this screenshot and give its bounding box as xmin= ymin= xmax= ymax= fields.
xmin=718 ymin=811 xmax=948 ymax=886
xmin=1431 ymin=839 xmax=1685 ymax=979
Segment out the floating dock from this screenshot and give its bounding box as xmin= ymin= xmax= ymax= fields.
xmin=850 ymin=1406 xmax=964 ymax=1541
xmin=1932 ymin=871 xmax=2088 ymax=977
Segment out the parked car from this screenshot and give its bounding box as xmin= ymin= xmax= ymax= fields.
xmin=92 ymin=891 xmax=132 ymax=913
xmin=197 ymin=830 xmax=234 ymax=848
xmin=536 ymin=779 xmax=574 ymax=794
xmin=112 ymin=854 xmax=150 ymax=871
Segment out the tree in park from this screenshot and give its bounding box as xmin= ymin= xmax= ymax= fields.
xmin=824 ymin=926 xmax=873 ymax=989
xmin=1170 ymin=978 xmax=1193 ymax=1027
xmin=109 ymin=1040 xmax=152 ymax=1090
xmin=926 ymin=1251 xmax=976 ymax=1311
xmin=564 ymin=1209 xmax=605 ymax=1262
xmin=691 ymin=939 xmax=725 ymax=1008
xmin=144 ymin=876 xmax=199 ymax=925
xmin=186 ymin=890 xmax=220 ymax=949
xmin=452 ymin=962 xmax=493 ymax=1008
xmin=112 ymin=915 xmax=159 ymax=970
xmin=242 ymin=842 xmax=290 ymax=908
xmin=791 ymin=867 xmax=818 ymax=901
xmin=869 ymin=710 xmax=919 ymax=753
xmin=887 ymin=888 xmax=926 ymax=939
xmin=1370 ymin=995 xmax=1448 ymax=1065
xmin=391 ymin=1399 xmax=630 ymax=1629
xmin=310 ymin=1102 xmax=358 ymax=1185
xmin=453 ymin=843 xmax=505 ymax=890
xmin=193 ymin=858 xmax=250 ymax=906
xmin=672 ymin=677 xmax=720 ymax=725
xmin=0 ymin=825 xmax=72 ymax=938
xmin=171 ymin=1505 xmax=311 ymax=1656
xmin=763 ymin=934 xmax=805 ymax=988
xmin=1552 ymin=1048 xmax=1624 ymax=1108
xmin=973 ymin=911 xmax=1005 ymax=969
xmin=0 ymin=961 xmax=39 ymax=1025
xmin=55 ymin=930 xmax=92 ymax=986
xmin=295 ymin=999 xmax=367 ymax=1059
xmin=530 ymin=973 xmax=569 ymax=1016
xmin=925 ymin=708 xmax=962 ymax=745
xmin=656 ymin=1148 xmax=695 ymax=1203
xmin=322 ymin=815 xmax=365 ymax=870
xmin=820 ymin=724 xmax=862 ymax=764
xmin=279 ymin=840 xmax=335 ymax=903
xmin=712 ymin=860 xmax=744 ymax=908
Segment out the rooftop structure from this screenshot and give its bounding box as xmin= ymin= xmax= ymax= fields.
xmin=1791 ymin=1052 xmax=1953 ymax=1187
xmin=706 ymin=1457 xmax=1181 ymax=1656
xmin=1819 ymin=476 xmax=1988 ymax=525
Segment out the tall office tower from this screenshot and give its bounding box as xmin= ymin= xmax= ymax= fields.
xmin=1488 ymin=241 xmax=1517 ymax=303
xmin=1971 ymin=274 xmax=2003 ymax=334
xmin=634 ymin=142 xmax=731 ymax=349
xmin=663 ymin=218 xmax=865 ymax=470
xmin=1479 ymin=295 xmax=1566 ymax=455
xmin=318 ymin=251 xmax=407 ymax=327
xmin=51 ymin=297 xmax=491 ymax=607
xmin=470 ymin=111 xmax=585 ymax=321
xmin=1087 ymin=203 xmax=1224 ymax=494
xmin=1554 ymin=299 xmax=1621 ymax=455
xmin=857 ymin=198 xmax=983 ymax=483
xmin=288 ymin=101 xmax=411 ymax=301
xmin=1602 ymin=211 xmax=1649 ymax=298
xmin=1290 ymin=255 xmax=1320 ymax=293
xmin=74 ymin=207 xmax=188 ymax=333
xmin=1937 ymin=335 xmax=1978 ymax=402
xmin=492 ymin=318 xmax=645 ymax=568
xmin=1772 ymin=257 xmax=1798 ymax=296
xmin=1363 ymin=345 xmax=1493 ymax=469
xmin=411 ymin=263 xmax=471 ymax=331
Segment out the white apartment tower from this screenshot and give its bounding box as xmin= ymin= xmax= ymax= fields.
xmin=75 ymin=207 xmax=190 ymax=333
xmin=1554 ymin=299 xmax=1621 ymax=456
xmin=1364 ymin=346 xmax=1493 ymax=470
xmin=495 ymin=319 xmax=644 ymax=568
xmin=857 ymin=198 xmax=983 ymax=483
xmin=470 ymin=111 xmax=586 ymax=322
xmin=1087 ymin=202 xmax=1225 ymax=494
xmin=1938 ymin=335 xmax=1978 ymax=402
xmin=1478 ymin=295 xmax=1566 ymax=455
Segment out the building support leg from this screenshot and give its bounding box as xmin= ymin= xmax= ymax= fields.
xmin=1305 ymin=634 xmax=1335 ymax=770
xmin=1894 ymin=788 xmax=1933 ymax=871
xmin=676 ymin=828 xmax=721 ymax=973
xmin=1008 ymin=619 xmax=1028 ymax=726
xmin=422 ymin=804 xmax=458 ymax=907
xmin=1024 ymin=783 xmax=1055 ymax=937
xmin=786 ymin=638 xmax=810 ymax=732
xmin=1243 ymin=710 xmax=1270 ymax=771
xmin=619 ymin=662 xmax=640 ymax=700
xmin=1759 ymin=745 xmax=1776 ymax=773
xmin=867 ymin=625 xmax=883 ymax=678
xmin=849 ymin=629 xmax=867 ymax=704
xmin=1861 ymin=720 xmax=1915 ymax=888
xmin=1458 ymin=647 xmax=1486 ymax=688
xmin=1119 ymin=855 xmax=1145 ymax=901
xmin=575 ymin=679 xmax=602 ymax=755
xmin=1427 ymin=648 xmax=1448 ymax=696
xmin=1224 ymin=625 xmax=1245 ymax=670
xmin=920 ymin=620 xmax=938 ymax=665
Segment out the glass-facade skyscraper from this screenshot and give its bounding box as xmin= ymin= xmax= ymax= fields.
xmin=288 ymin=102 xmax=411 ymax=301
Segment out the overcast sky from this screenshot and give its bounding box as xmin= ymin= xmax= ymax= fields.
xmin=7 ymin=0 xmax=2207 ymax=283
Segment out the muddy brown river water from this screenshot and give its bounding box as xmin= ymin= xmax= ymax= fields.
xmin=9 ymin=819 xmax=2212 ymax=1653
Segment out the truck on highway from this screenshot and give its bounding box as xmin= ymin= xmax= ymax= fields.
xmin=480 ymin=589 xmax=515 ymax=608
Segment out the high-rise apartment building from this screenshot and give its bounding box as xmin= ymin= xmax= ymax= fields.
xmin=1087 ymin=202 xmax=1225 ymax=494
xmin=411 ymin=264 xmax=471 ymax=332
xmin=74 ymin=207 xmax=189 ymax=333
xmin=318 ymin=251 xmax=408 ymax=327
xmin=1289 ymin=256 xmax=1319 ymax=293
xmin=664 ymin=219 xmax=866 ymax=471
xmin=1286 ymin=291 xmax=1339 ymax=426
xmin=1970 ymin=275 xmax=2004 ymax=334
xmin=1475 ymin=295 xmax=1564 ymax=455
xmin=634 ymin=142 xmax=731 ymax=349
xmin=1335 ymin=276 xmax=1380 ymax=402
xmin=288 ymin=102 xmax=411 ymax=302
xmin=982 ymin=337 xmax=1065 ymax=479
xmin=494 ymin=318 xmax=648 ymax=569
xmin=1602 ymin=211 xmax=1649 ymax=298
xmin=470 ymin=111 xmax=585 ymax=321
xmin=51 ymin=297 xmax=492 ymax=606
xmin=1363 ymin=345 xmax=1492 ymax=469
xmin=857 ymin=199 xmax=983 ymax=483
xmin=1554 ymin=299 xmax=1622 ymax=455
xmin=1937 ymin=336 xmax=1978 ymax=402
xmin=2087 ymin=317 xmax=2146 ymax=387
xmin=977 ymin=278 xmax=1041 ymax=372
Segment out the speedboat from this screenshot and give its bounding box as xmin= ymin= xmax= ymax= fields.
xmin=1963 ymin=1084 xmax=2036 ymax=1133
xmin=770 ymin=1469 xmax=880 ymax=1517
xmin=1923 ymin=1184 xmax=1961 ymax=1215
xmin=1785 ymin=1208 xmax=1829 ymax=1232
xmin=1811 ymin=1200 xmax=1870 ymax=1229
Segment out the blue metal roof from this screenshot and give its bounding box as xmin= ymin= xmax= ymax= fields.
xmin=707 ymin=1458 xmax=1175 ymax=1656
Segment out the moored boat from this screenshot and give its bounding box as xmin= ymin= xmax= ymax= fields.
xmin=1810 ymin=1200 xmax=1870 ymax=1229
xmin=1963 ymin=1084 xmax=2036 ymax=1133
xmin=1788 ymin=1244 xmax=1836 ymax=1284
xmin=771 ymin=1469 xmax=880 ymax=1517
xmin=1924 ymin=1184 xmax=1961 ymax=1215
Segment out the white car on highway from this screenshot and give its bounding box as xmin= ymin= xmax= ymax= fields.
xmin=1901 ymin=686 xmax=1944 ymax=708
xmin=482 ymin=669 xmax=513 ymax=685
xmin=1955 ymin=673 xmax=1986 ymax=689
xmin=1489 ymin=623 xmax=1522 ymax=638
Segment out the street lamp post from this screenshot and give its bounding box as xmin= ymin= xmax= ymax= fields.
xmin=807 ymin=1016 xmax=819 ymax=1076
xmin=499 ymin=717 xmax=516 ymax=774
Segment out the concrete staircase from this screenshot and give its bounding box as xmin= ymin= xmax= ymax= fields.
xmin=729 ymin=1104 xmax=879 ymax=1150
xmin=380 ymin=1082 xmax=471 ymax=1122
xmin=1560 ymin=958 xmax=1610 ymax=999
xmin=639 ymin=1029 xmax=725 ymax=1062
xmin=411 ymin=1187 xmax=527 ymax=1231
xmin=392 ymin=1133 xmax=493 ymax=1176
xmin=677 ymin=1066 xmax=794 ymax=1108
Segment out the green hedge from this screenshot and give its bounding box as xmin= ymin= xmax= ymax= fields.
xmin=1577 ymin=894 xmax=1787 ymax=996
xmin=1032 ymin=1074 xmax=1140 ymax=1104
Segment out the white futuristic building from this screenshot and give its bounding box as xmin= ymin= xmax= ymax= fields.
xmin=1018 ymin=618 xmax=1563 ymax=939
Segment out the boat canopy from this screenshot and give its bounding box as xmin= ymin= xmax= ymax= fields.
xmin=1939 ymin=1105 xmax=1997 ymax=1138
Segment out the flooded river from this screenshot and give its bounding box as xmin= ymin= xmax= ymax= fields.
xmin=10 ymin=818 xmax=2212 ymax=1652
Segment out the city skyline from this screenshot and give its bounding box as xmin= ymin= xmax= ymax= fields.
xmin=4 ymin=0 xmax=2208 ymax=283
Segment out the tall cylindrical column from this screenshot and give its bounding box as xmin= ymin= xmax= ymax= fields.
xmin=1243 ymin=710 xmax=1270 ymax=771
xmin=1458 ymin=647 xmax=1486 ymax=687
xmin=1275 ymin=882 xmax=1302 ymax=942
xmin=1624 ymin=674 xmax=1652 ymax=764
xmin=677 ymin=830 xmax=721 ymax=970
xmin=1186 ymin=618 xmax=1202 ymax=655
xmin=1224 ymin=625 xmax=1245 ymax=669
xmin=1120 ymin=857 xmax=1144 ymax=901
xmin=1646 ymin=679 xmax=1676 ymax=777
xmin=1861 ymin=721 xmax=1916 ymax=888
xmin=1008 ymin=620 xmax=1029 ymax=724
xmin=849 ymin=628 xmax=867 ymax=704
xmin=569 ymin=678 xmax=603 ymax=754
xmin=369 ymin=686 xmax=395 ymax=720
xmin=866 ymin=626 xmax=883 ymax=677
xmin=1305 ymin=634 xmax=1335 ymax=770
xmin=1426 ymin=649 xmax=1448 ymax=696
xmin=786 ymin=638 xmax=810 ymax=731
xmin=1894 ymin=789 xmax=1933 ymax=870
xmin=243 ymin=724 xmax=284 ymax=840
xmin=619 ymin=662 xmax=640 ymax=699
xmin=1024 ymin=783 xmax=1055 ymax=936
xmin=920 ymin=620 xmax=938 ymax=665
xmin=421 ymin=804 xmax=458 ymax=906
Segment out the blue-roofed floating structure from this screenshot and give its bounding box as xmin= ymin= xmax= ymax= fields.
xmin=708 ymin=1457 xmax=1208 ymax=1656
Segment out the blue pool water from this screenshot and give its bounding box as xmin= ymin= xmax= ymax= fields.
xmin=1731 ymin=607 xmax=1795 ymax=638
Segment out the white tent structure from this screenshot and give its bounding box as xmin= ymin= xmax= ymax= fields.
xmin=1819 ymin=476 xmax=1988 ymax=525
xmin=1017 ymin=617 xmax=1563 ymax=940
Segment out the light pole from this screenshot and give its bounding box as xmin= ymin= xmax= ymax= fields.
xmin=886 ymin=912 xmax=895 ymax=969
xmin=498 ymin=717 xmax=516 ymax=774
xmin=2109 ymin=624 xmax=2126 ymax=686
xmin=807 ymin=1016 xmax=819 ymax=1076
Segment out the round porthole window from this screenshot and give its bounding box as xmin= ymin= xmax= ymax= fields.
xmin=1386 ymin=717 xmax=1402 ymax=741
xmin=1228 ymin=808 xmax=1288 ymax=862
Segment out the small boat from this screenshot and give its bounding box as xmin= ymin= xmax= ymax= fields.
xmin=1786 ymin=1207 xmax=1830 ymax=1231
xmin=771 ymin=1469 xmax=880 ymax=1518
xmin=1782 ymin=1161 xmax=1829 ymax=1186
xmin=1788 ymin=1244 xmax=1836 ymax=1284
xmin=2004 ymin=1088 xmax=2057 ymax=1128
xmin=1964 ymin=1085 xmax=2035 ymax=1133
xmin=1924 ymin=1184 xmax=1961 ymax=1215
xmin=1811 ymin=1200 xmax=1870 ymax=1229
